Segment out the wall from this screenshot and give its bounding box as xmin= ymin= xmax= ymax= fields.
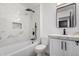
xmin=40 ymin=3 xmax=59 ymax=45
xmin=0 ymin=3 xmax=33 ymax=45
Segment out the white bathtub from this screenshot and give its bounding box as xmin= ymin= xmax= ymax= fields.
xmin=0 ymin=40 xmax=39 ymax=56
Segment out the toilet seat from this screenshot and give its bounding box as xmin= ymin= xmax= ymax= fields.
xmin=35 ymin=44 xmax=46 ymax=50
xmin=35 ymin=44 xmax=46 ymax=56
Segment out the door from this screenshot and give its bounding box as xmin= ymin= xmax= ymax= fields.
xmin=64 ymin=40 xmax=71 ymax=56
xmin=49 ymin=39 xmax=64 ymax=56
xmin=66 ymin=41 xmax=79 ymax=56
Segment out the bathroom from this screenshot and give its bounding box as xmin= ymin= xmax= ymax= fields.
xmin=0 ymin=2 xmax=79 ymax=56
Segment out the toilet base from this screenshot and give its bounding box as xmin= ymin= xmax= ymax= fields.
xmin=37 ymin=52 xmax=45 ymax=56
xmin=35 ymin=44 xmax=46 ymax=56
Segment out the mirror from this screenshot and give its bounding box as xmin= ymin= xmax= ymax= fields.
xmin=56 ymin=3 xmax=76 ymax=28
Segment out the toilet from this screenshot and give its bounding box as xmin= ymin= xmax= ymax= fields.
xmin=35 ymin=44 xmax=46 ymax=56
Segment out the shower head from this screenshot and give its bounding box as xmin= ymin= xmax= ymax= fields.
xmin=25 ymin=8 xmax=35 ymax=13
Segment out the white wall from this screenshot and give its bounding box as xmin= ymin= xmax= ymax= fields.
xmin=40 ymin=3 xmax=59 ymax=45
xmin=0 ymin=3 xmax=33 ymax=45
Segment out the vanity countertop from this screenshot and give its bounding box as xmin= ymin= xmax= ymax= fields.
xmin=48 ymin=34 xmax=79 ymax=41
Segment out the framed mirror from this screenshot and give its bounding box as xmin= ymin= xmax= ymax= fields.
xmin=56 ymin=3 xmax=76 ymax=28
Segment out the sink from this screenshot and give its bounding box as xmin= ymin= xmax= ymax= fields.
xmin=48 ymin=34 xmax=69 ymax=39
xmin=48 ymin=34 xmax=79 ymax=41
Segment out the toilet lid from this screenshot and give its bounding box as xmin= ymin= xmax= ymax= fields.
xmin=35 ymin=44 xmax=46 ymax=50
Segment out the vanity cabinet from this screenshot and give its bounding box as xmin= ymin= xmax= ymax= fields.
xmin=49 ymin=38 xmax=79 ymax=56
xmin=49 ymin=39 xmax=64 ymax=56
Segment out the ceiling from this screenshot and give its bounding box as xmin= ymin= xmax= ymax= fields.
xmin=21 ymin=3 xmax=40 ymax=9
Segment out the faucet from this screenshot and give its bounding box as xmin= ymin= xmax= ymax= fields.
xmin=63 ymin=28 xmax=67 ymax=35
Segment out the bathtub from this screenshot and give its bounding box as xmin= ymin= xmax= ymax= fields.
xmin=0 ymin=40 xmax=40 ymax=56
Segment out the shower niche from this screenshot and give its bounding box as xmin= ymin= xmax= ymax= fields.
xmin=56 ymin=3 xmax=76 ymax=28
xmin=12 ymin=22 xmax=22 ymax=29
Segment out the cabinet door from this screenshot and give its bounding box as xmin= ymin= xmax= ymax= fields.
xmin=66 ymin=41 xmax=79 ymax=56
xmin=49 ymin=39 xmax=64 ymax=56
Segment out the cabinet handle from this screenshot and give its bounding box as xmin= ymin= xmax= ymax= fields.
xmin=65 ymin=42 xmax=67 ymax=51
xmin=61 ymin=41 xmax=63 ymax=50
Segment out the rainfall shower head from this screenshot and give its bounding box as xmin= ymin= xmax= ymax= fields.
xmin=25 ymin=8 xmax=35 ymax=13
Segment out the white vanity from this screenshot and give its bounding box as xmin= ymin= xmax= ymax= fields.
xmin=48 ymin=34 xmax=79 ymax=56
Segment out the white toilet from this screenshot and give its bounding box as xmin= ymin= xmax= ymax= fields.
xmin=35 ymin=44 xmax=46 ymax=56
